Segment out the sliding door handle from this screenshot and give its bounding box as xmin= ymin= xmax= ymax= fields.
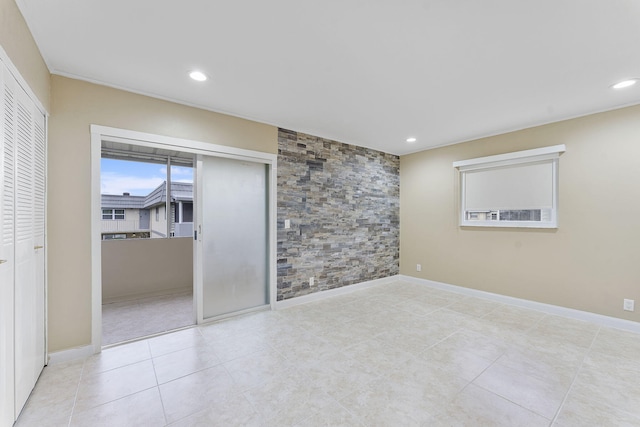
xmin=34 ymin=245 xmax=44 ymax=250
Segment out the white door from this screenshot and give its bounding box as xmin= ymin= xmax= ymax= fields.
xmin=195 ymin=154 xmax=270 ymax=322
xmin=0 ymin=60 xmax=16 ymax=427
xmin=0 ymin=59 xmax=46 ymax=423
xmin=13 ymin=76 xmax=46 ymax=416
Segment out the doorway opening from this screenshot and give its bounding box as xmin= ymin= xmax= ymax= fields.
xmin=100 ymin=142 xmax=196 ymax=345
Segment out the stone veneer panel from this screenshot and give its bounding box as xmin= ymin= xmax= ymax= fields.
xmin=277 ymin=128 xmax=400 ymax=301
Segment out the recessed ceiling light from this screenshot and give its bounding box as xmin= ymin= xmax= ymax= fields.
xmin=189 ymin=71 xmax=207 ymax=82
xmin=406 ymin=137 xmax=417 ymax=143
xmin=611 ymin=79 xmax=638 ymax=89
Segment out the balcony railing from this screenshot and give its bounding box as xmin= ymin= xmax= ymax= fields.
xmin=173 ymin=222 xmax=194 ymax=238
xmin=101 ymin=219 xmax=149 ymax=233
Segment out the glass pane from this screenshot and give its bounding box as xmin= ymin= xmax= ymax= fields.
xmin=201 ymin=156 xmax=268 ymax=319
xmin=100 ymin=158 xmax=194 ymax=239
xmin=169 ymin=165 xmax=194 ymax=238
xmin=100 ymin=157 xmax=166 ymax=239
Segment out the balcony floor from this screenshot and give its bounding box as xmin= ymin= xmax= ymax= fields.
xmin=102 ymin=290 xmax=194 ymax=346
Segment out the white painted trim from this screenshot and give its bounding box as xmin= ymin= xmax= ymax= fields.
xmin=194 ymin=157 xmax=203 ymax=324
xmin=47 ymin=345 xmax=94 ymax=366
xmin=199 ymin=304 xmax=271 ymax=325
xmin=102 ymin=324 xmax=198 ymax=350
xmin=274 ymin=275 xmax=401 ymax=309
xmin=43 ymin=111 xmax=49 ymax=366
xmin=452 ymin=144 xmax=566 ymax=170
xmin=91 ymin=125 xmax=277 ymax=355
xmin=456 ymin=147 xmax=561 ymax=228
xmin=399 ymin=275 xmax=640 ymax=334
xmin=91 ymin=125 xmax=277 ymax=163
xmin=269 ymin=159 xmax=278 ymax=310
xmin=90 ymin=131 xmax=103 ymax=353
xmin=0 ymin=45 xmax=48 ymax=116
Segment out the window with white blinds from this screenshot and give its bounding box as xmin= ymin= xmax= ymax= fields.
xmin=453 ymin=145 xmax=565 ymax=228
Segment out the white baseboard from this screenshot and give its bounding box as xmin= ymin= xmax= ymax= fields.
xmin=399 ymin=275 xmax=640 ymax=334
xmin=47 ymin=345 xmax=95 ymax=366
xmin=274 ymin=275 xmax=400 ymax=309
xmin=51 ymin=274 xmax=637 ymax=364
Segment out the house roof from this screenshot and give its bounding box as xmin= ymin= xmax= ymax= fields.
xmin=101 ymin=194 xmax=145 ymax=209
xmin=101 ymin=182 xmax=193 ymax=209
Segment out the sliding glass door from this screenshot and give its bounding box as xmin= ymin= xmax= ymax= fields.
xmin=196 ymin=154 xmax=269 ymax=320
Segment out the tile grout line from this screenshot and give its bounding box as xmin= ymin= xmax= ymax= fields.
xmin=66 ymin=357 xmax=88 ymax=427
xmin=548 ymin=324 xmax=602 ymax=426
xmin=147 ymin=341 xmax=170 ymax=427
xmin=19 ymin=280 xmax=639 ymax=426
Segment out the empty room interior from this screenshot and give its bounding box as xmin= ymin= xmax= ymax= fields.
xmin=2 ymin=0 xmax=640 ymax=426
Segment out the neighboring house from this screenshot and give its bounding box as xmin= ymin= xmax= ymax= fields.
xmin=101 ymin=193 xmax=148 ymax=239
xmin=101 ymin=182 xmax=193 ymax=239
xmin=143 ymin=181 xmax=194 ymax=239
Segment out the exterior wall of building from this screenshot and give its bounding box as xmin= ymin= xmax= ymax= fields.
xmin=277 ymin=129 xmax=400 ymax=301
xmin=150 ymin=205 xmax=168 ymax=238
xmin=101 ymin=208 xmax=146 ymax=235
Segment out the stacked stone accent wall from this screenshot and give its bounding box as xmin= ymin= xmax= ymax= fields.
xmin=277 ymin=128 xmax=400 ymax=301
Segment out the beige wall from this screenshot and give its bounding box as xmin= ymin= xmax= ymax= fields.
xmin=401 ymin=104 xmax=640 ymax=322
xmin=48 ymin=75 xmax=277 ymax=352
xmin=102 ymin=238 xmax=192 ymax=302
xmin=0 ymin=0 xmax=50 ymax=110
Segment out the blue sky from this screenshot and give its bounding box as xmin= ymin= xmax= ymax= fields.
xmin=101 ymin=158 xmax=193 ymax=196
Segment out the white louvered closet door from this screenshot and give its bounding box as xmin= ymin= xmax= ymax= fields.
xmin=0 ymin=60 xmax=17 ymax=427
xmin=0 ymin=58 xmax=46 ymax=426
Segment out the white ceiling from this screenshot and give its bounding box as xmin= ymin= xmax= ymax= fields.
xmin=17 ymin=0 xmax=640 ymax=155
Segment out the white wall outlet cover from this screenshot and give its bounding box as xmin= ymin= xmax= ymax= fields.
xmin=284 ymin=219 xmax=291 ymax=229
xmin=416 ymin=264 xmax=422 ymax=272
xmin=623 ymin=299 xmax=635 ymax=312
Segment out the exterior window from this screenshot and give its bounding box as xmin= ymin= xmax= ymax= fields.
xmin=102 ymin=209 xmax=125 ymax=220
xmin=454 ymin=145 xmax=565 ymax=228
xmin=156 ymin=207 xmax=159 ymax=221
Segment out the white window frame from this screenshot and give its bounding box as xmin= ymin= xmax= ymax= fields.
xmin=102 ymin=208 xmax=125 ymax=220
xmin=453 ymin=144 xmax=565 ymax=229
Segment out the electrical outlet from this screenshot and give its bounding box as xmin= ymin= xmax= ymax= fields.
xmin=284 ymin=219 xmax=291 ymax=229
xmin=309 ymin=276 xmax=314 ymax=287
xmin=416 ymin=264 xmax=422 ymax=272
xmin=624 ymin=299 xmax=635 ymax=312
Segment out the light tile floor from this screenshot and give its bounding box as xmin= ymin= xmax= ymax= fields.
xmin=102 ymin=291 xmax=194 ymax=345
xmin=16 ymin=281 xmax=640 ymax=426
